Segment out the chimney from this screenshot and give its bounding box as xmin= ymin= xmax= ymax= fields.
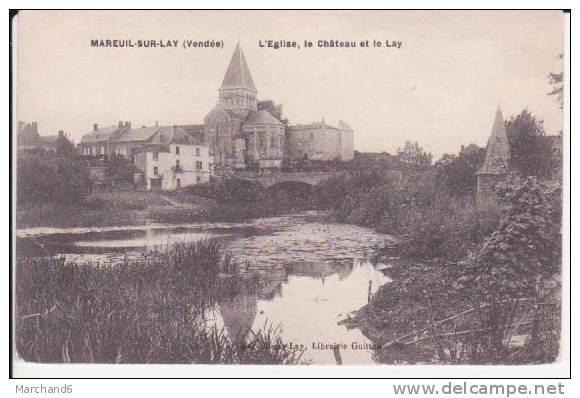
xmin=125 ymin=121 xmax=131 ymax=129
xmin=118 ymin=121 xmax=124 ymax=128
xmin=58 ymin=130 xmax=64 ymax=137
xmin=93 ymin=123 xmax=98 ymax=132
xmin=31 ymin=122 xmax=38 ymax=134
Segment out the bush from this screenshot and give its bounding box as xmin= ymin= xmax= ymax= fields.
xmin=394 ymin=193 xmax=496 ymax=260
xmin=185 ymin=177 xmax=263 ymax=204
xmin=452 ymin=177 xmax=562 ymax=362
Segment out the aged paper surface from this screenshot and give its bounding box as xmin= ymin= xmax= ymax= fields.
xmin=12 ymin=10 xmax=568 ymax=377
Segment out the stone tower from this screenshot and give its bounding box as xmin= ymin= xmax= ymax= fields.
xmin=204 ymin=42 xmax=258 ymax=166
xmin=218 ymin=42 xmax=257 ymax=117
xmin=476 ymin=105 xmax=511 ymax=206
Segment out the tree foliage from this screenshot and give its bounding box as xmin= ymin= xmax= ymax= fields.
xmin=456 ymin=177 xmax=561 ymax=300
xmin=17 ymin=151 xmax=92 ymax=206
xmin=505 ymin=109 xmax=553 ymax=178
xmin=547 ymin=54 xmax=563 ymax=109
xmin=106 ymin=154 xmax=140 ymax=184
xmin=257 ymin=99 xmax=289 ymax=125
xmin=433 ymin=146 xmax=486 ymax=197
xmin=397 ymin=141 xmax=433 ymax=170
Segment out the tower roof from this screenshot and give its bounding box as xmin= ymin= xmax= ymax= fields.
xmin=221 ymin=42 xmax=257 ymax=92
xmin=477 ymin=105 xmax=510 ymax=175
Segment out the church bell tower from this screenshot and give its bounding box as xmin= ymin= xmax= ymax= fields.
xmin=218 ymin=42 xmax=258 ymax=116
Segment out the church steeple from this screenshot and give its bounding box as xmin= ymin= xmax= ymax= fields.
xmin=477 ymin=105 xmax=510 ymax=175
xmin=219 ymin=42 xmax=257 ymax=112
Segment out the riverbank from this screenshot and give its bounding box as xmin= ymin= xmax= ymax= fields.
xmin=341 ymin=258 xmax=561 ymax=365
xmin=15 ymin=239 xmax=306 ymax=364
xmin=339 ymin=178 xmax=563 ymax=365
xmin=15 ymin=185 xmax=324 ymax=229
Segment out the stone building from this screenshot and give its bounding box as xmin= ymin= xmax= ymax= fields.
xmin=133 ymin=126 xmax=211 ymax=191
xmin=17 ymin=121 xmax=70 ymax=153
xmin=286 ymin=119 xmax=354 ymax=161
xmin=79 ymin=121 xmax=131 ymax=160
xmin=476 ymin=106 xmax=511 ymax=206
xmin=204 ymin=42 xmax=354 ymax=170
xmin=204 ymin=42 xmax=260 ymax=168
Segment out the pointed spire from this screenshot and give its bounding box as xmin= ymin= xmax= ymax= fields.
xmin=491 ymin=104 xmax=506 ymax=138
xmin=477 ymin=105 xmax=510 ymax=175
xmin=221 ymin=42 xmax=257 ymax=92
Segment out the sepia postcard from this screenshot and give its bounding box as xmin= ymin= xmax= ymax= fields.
xmin=10 ymin=10 xmax=569 ymax=378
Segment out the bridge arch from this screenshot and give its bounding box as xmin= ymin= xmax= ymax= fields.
xmin=234 ymin=171 xmax=346 ymax=189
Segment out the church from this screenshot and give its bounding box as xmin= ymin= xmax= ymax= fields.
xmin=204 ymin=42 xmax=354 ymax=171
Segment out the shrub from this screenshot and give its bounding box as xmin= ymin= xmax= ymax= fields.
xmin=185 ymin=177 xmax=263 ymax=204
xmin=453 ymin=177 xmax=562 ymax=362
xmin=394 ymin=193 xmax=492 ymax=260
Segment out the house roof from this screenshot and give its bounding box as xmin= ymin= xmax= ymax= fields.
xmin=81 ymin=126 xmax=120 ymax=143
xmin=116 ymin=126 xmax=159 ymax=143
xmin=136 ymin=126 xmax=203 ymax=153
xmin=244 ymin=110 xmax=282 ymax=126
xmin=180 ymin=124 xmax=206 ymax=145
xmin=221 ymin=42 xmax=257 ymax=92
xmin=18 ymin=123 xmax=40 ymax=145
xmin=37 ymin=135 xmax=60 ymax=145
xmin=288 ymin=122 xmax=340 ymax=131
xmin=146 ymin=126 xmax=195 ymax=145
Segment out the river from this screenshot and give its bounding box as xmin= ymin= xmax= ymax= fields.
xmin=16 ymin=211 xmax=394 ymax=364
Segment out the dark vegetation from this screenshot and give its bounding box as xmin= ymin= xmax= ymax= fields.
xmin=17 ymin=149 xmax=91 ymax=207
xmin=15 ymin=240 xmax=305 ymax=364
xmin=316 ymin=148 xmax=495 ymax=261
xmin=183 ymin=177 xmax=318 ymax=221
xmin=506 ymin=109 xmax=560 ymax=179
xmin=347 ymin=178 xmax=561 ymax=364
xmin=321 ymin=108 xmax=562 ymax=364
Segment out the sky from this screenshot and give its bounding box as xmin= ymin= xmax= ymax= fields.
xmin=16 ymin=10 xmax=565 ymax=159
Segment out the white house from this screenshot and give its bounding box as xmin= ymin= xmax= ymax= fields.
xmin=133 ymin=126 xmax=211 ymax=191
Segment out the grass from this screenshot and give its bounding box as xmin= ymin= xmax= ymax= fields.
xmin=15 ymin=239 xmax=305 ymax=364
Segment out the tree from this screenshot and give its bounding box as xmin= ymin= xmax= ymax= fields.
xmin=17 ymin=152 xmax=91 ymax=207
xmin=505 ymin=109 xmax=553 ymax=178
xmin=396 ymin=141 xmax=432 ymax=170
xmin=257 ymin=99 xmax=289 ymax=125
xmin=547 ymin=54 xmax=563 ymax=109
xmin=107 ymin=154 xmax=139 ymax=185
xmin=54 ymin=134 xmax=80 ymax=159
xmin=434 ymin=145 xmax=486 ymax=197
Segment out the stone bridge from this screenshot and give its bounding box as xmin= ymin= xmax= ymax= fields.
xmin=234 ymin=171 xmax=346 ymax=189
xmin=234 ymin=170 xmax=404 ymax=189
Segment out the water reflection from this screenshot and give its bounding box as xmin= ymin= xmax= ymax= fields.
xmin=219 ymin=292 xmax=258 ymax=343
xmin=16 ymin=212 xmax=392 ymax=364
